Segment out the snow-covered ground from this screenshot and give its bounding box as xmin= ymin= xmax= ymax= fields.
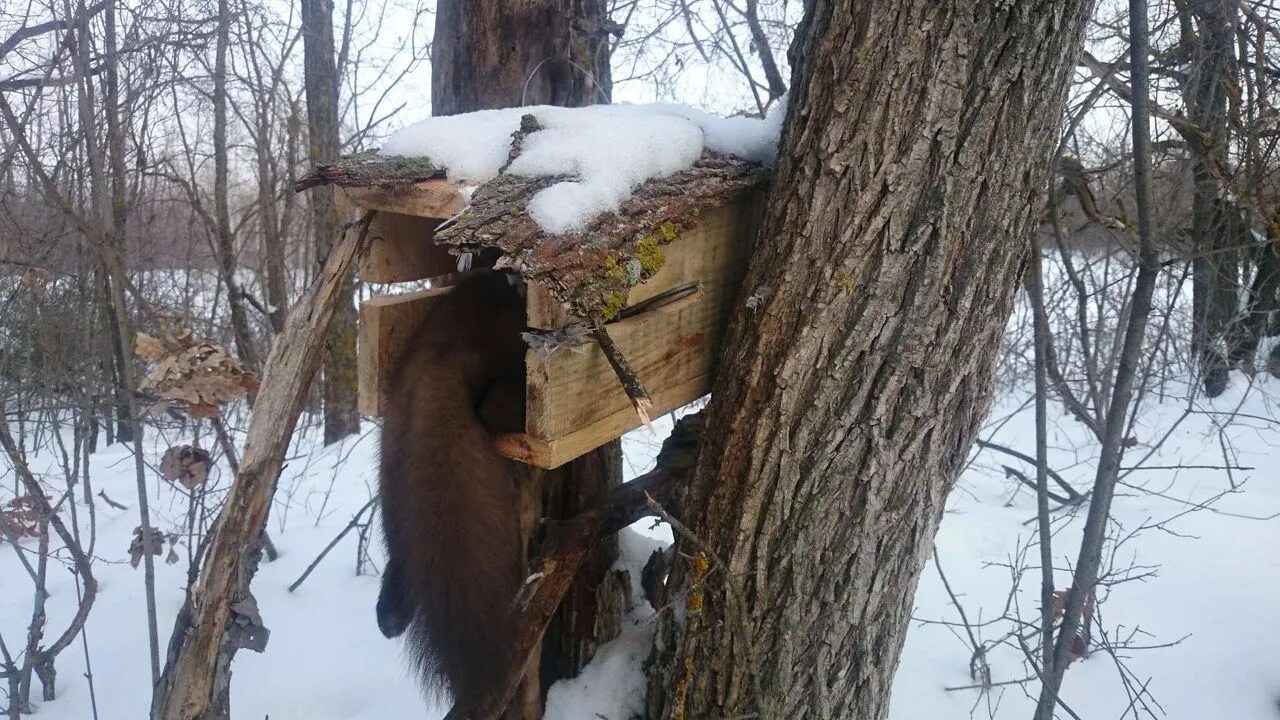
xmin=2 ymin=374 xmax=1277 ymax=719
xmin=895 ymin=375 xmax=1280 ymax=720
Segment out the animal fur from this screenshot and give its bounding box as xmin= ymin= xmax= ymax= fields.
xmin=377 ymin=271 xmax=527 ymax=703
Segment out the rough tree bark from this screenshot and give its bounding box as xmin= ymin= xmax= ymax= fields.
xmin=302 ymin=0 xmax=360 ymax=444
xmin=213 ymin=0 xmax=260 ymax=370
xmin=432 ymin=0 xmax=615 ymax=115
xmin=431 ymin=3 xmax=622 ymax=717
xmin=1182 ymin=0 xmax=1240 ymax=393
xmin=646 ymin=2 xmax=1095 ymax=719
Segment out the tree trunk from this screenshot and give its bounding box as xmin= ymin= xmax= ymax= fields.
xmin=256 ymin=106 xmax=290 ymax=335
xmin=302 ymin=0 xmax=360 ymax=444
xmin=100 ymin=0 xmax=133 ymax=445
xmin=213 ymin=0 xmax=260 ymax=371
xmin=90 ymin=0 xmax=162 ymax=682
xmin=1183 ymin=0 xmax=1240 ymax=389
xmin=646 ymin=2 xmax=1094 ymax=719
xmin=150 ymin=216 xmax=374 ymax=720
xmin=432 ymin=0 xmax=614 ymax=116
xmin=243 ymin=8 xmax=291 ymax=335
xmin=432 ymin=3 xmax=621 ymax=717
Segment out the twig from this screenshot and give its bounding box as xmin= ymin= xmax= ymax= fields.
xmin=0 ymin=402 xmax=97 ymax=695
xmin=592 ymin=324 xmax=654 ymax=425
xmin=944 ymin=675 xmax=1036 ymax=692
xmin=0 ymin=510 xmax=44 ymax=593
xmin=288 ymin=497 xmax=378 ymax=593
xmin=976 ymin=439 xmax=1083 ymax=502
xmin=96 ymin=490 xmax=126 ymax=511
xmin=933 ymin=549 xmax=990 ymax=686
xmin=1001 ymin=465 xmax=1082 ymax=507
xmin=644 ymin=489 xmax=763 ymax=713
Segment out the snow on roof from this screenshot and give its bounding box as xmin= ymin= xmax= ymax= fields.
xmin=381 ymin=100 xmax=784 ymax=234
xmin=436 ymin=151 xmax=766 ymax=322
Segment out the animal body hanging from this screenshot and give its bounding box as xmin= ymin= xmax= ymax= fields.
xmin=376 ymin=271 xmax=527 ymax=703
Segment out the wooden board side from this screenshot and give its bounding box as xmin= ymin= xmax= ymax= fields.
xmin=357 ymin=287 xmax=453 ymax=415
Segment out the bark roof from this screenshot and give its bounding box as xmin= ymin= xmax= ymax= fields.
xmin=299 ymin=149 xmax=768 ymax=322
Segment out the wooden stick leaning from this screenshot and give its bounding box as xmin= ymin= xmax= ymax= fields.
xmin=150 ymin=212 xmax=375 ymax=720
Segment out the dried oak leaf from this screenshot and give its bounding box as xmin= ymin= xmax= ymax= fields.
xmin=129 ymin=525 xmax=165 ymax=569
xmin=160 ymin=445 xmax=213 ymax=489
xmin=1048 ymin=588 xmax=1096 ymax=665
xmin=134 ymin=332 xmax=168 ymax=362
xmin=1 ymin=496 xmax=42 ymax=538
xmin=137 ymin=335 xmax=259 ymax=417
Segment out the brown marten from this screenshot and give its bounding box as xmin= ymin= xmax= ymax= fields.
xmin=377 ymin=271 xmax=527 ymax=703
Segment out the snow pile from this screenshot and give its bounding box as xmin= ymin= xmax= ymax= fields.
xmin=891 ymin=378 xmax=1280 ymax=720
xmin=381 ymin=100 xmax=785 ymax=234
xmin=544 ymin=529 xmax=668 ymax=719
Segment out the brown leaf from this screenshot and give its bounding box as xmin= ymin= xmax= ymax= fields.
xmin=187 ymin=403 xmax=222 ymax=419
xmin=1 ymin=496 xmax=43 ymax=538
xmin=1069 ymin=633 xmax=1088 ymax=664
xmin=135 ymin=332 xmax=168 ymax=362
xmin=1049 ymin=587 xmax=1096 ymax=666
xmin=138 ymin=335 xmax=258 ymax=414
xmin=159 ymin=446 xmax=213 ymax=489
xmin=129 ymin=525 xmax=165 ymax=569
xmin=1050 ymin=589 xmax=1068 ymax=621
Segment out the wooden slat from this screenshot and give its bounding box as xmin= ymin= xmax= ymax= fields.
xmin=357 ymin=287 xmax=452 ymax=415
xmin=524 ymin=201 xmax=752 ymax=330
xmin=626 ymin=202 xmax=749 ymax=306
xmin=495 ymin=374 xmax=709 ymax=469
xmin=340 ymin=179 xmax=467 ymax=219
xmin=360 ymin=212 xmax=459 ymax=283
xmin=522 ymin=292 xmax=721 ymax=461
xmin=520 ymin=198 xmax=752 ymax=457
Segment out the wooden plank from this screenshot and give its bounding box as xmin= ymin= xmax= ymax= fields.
xmin=524 ymin=200 xmax=752 ymax=329
xmin=495 ymin=375 xmax=709 ymax=469
xmin=524 ymin=290 xmax=724 ymax=448
xmin=340 ymin=179 xmax=467 ymax=219
xmin=357 ymin=287 xmax=452 ymax=415
xmin=521 ymin=197 xmax=752 ymax=452
xmin=626 ymin=201 xmax=749 ymax=306
xmin=360 ymin=212 xmax=459 ymax=283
